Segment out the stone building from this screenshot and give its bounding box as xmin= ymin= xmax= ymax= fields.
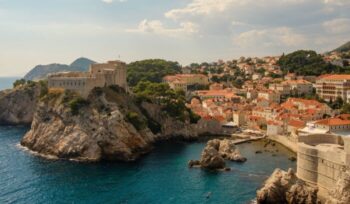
xmin=297 ymin=134 xmax=350 ymax=198
xmin=48 ymin=60 xmax=127 ymax=98
xmin=163 ymin=74 xmax=209 ymax=91
xmin=315 ymin=74 xmax=350 ymax=102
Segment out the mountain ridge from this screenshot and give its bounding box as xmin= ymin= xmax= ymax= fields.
xmin=24 ymin=57 xmax=96 ymax=81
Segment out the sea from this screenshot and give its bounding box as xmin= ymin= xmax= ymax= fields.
xmin=0 ymin=77 xmax=296 ymax=204
xmin=0 ymin=77 xmax=19 ymax=91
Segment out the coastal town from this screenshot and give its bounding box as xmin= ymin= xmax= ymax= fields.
xmin=0 ymin=44 xmax=348 ymax=204
xmin=160 ymin=50 xmax=350 ymax=201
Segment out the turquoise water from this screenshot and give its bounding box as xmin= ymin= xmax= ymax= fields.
xmin=0 ymin=126 xmax=296 ymax=204
xmin=0 ymin=77 xmax=19 ymax=90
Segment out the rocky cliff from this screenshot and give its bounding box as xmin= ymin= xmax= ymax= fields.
xmin=0 ymin=83 xmax=41 ymax=125
xmin=21 ymin=87 xmax=156 ymax=161
xmin=326 ymin=170 xmax=350 ymax=204
xmin=141 ymin=102 xmax=199 ymax=140
xmin=256 ymin=168 xmax=318 ymax=204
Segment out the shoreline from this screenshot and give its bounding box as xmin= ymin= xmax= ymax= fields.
xmin=267 ymin=135 xmax=298 ymax=154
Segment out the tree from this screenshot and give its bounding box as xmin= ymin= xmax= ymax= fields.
xmin=132 ymin=81 xmax=190 ymax=121
xmin=13 ymin=79 xmax=26 ymax=88
xmin=278 ymin=50 xmax=343 ymax=76
xmin=127 ymin=59 xmax=182 ymax=86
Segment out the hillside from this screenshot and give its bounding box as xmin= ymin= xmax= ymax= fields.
xmin=127 ymin=59 xmax=182 ymax=86
xmin=333 ymin=41 xmax=350 ymax=53
xmin=24 ymin=57 xmax=95 ymax=81
xmin=278 ymin=50 xmax=345 ymax=76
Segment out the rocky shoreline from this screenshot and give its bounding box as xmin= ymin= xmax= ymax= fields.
xmin=0 ymin=84 xmax=220 ymax=162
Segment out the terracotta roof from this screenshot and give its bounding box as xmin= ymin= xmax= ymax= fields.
xmin=288 ymin=119 xmax=306 ymax=128
xmin=318 ymin=74 xmax=350 ymax=80
xmin=315 ymin=118 xmax=350 ymax=126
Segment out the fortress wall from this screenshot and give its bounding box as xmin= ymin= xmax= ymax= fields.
xmin=48 ymin=77 xmax=89 ymax=96
xmin=297 ymin=144 xmax=319 ymax=185
xmin=298 ymin=134 xmax=342 ymax=146
xmin=297 ymin=134 xmax=348 ymax=193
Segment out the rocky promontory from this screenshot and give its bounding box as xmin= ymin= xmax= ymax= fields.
xmin=189 ymin=139 xmax=246 ymax=170
xmin=21 ymin=87 xmax=156 ymax=161
xmin=0 ymin=82 xmax=42 ymax=125
xmin=256 ymin=168 xmax=318 ymax=204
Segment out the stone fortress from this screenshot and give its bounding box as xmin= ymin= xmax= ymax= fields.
xmin=296 ymin=134 xmax=350 ymax=198
xmin=48 ymin=60 xmax=127 ymax=98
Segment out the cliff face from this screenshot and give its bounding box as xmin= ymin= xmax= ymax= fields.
xmin=256 ymin=168 xmax=318 ymax=204
xmin=0 ymin=84 xmax=41 ymax=125
xmin=326 ymin=171 xmax=350 ymax=204
xmin=21 ymin=88 xmax=155 ymax=161
xmin=141 ymin=102 xmax=220 ymax=140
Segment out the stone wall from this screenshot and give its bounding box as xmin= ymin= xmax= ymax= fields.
xmin=48 ymin=60 xmax=127 ymax=98
xmin=297 ymin=134 xmax=350 ymax=197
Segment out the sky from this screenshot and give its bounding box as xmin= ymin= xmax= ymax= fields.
xmin=0 ymin=0 xmax=349 ymax=77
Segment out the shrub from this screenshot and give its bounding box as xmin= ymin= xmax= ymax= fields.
xmin=126 ymin=111 xmax=147 ymax=130
xmin=69 ymin=97 xmax=89 ymax=115
xmin=13 ymin=79 xmax=26 ymax=88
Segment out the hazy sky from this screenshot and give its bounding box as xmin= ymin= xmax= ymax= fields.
xmin=0 ymin=0 xmax=349 ymax=76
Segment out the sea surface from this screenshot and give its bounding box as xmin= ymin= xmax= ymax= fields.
xmin=0 ymin=126 xmax=296 ymax=204
xmin=0 ymin=77 xmax=19 ymax=90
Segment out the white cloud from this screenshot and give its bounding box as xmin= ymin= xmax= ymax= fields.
xmin=165 ymin=0 xmax=311 ymax=20
xmin=323 ymin=18 xmax=350 ymax=34
xmin=323 ymin=0 xmax=350 ymax=6
xmin=126 ymin=19 xmax=199 ymax=37
xmin=233 ymin=27 xmax=306 ymax=48
xmin=101 ymin=0 xmax=127 ymax=4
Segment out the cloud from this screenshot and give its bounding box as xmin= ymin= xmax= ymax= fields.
xmin=323 ymin=0 xmax=350 ymax=6
xmin=126 ymin=19 xmax=199 ymax=37
xmin=233 ymin=27 xmax=306 ymax=48
xmin=165 ymin=0 xmax=313 ymax=20
xmin=323 ymin=18 xmax=350 ymax=34
xmin=101 ymin=0 xmax=127 ymax=4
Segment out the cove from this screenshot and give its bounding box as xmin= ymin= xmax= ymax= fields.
xmin=0 ymin=126 xmax=295 ymax=204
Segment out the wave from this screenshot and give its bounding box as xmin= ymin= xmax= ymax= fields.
xmin=16 ymin=143 xmax=59 ymax=160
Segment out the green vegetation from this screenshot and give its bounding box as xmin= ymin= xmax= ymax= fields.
xmin=68 ymin=97 xmax=89 ymax=115
xmin=126 ymin=111 xmax=147 ymax=130
xmin=278 ymin=50 xmax=342 ymax=76
xmin=127 ymin=59 xmax=182 ymax=86
xmin=39 ymin=80 xmax=48 ymax=98
xmin=13 ymin=79 xmax=36 ymax=88
xmin=133 ymin=81 xmax=195 ymax=122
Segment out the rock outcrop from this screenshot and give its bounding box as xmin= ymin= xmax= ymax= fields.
xmin=21 ymin=88 xmax=156 ymax=161
xmin=189 ymin=139 xmax=246 ymax=170
xmin=218 ymin=139 xmax=247 ymax=162
xmin=199 ymin=140 xmax=226 ymax=170
xmin=326 ymin=171 xmax=350 ymax=204
xmin=256 ymin=168 xmax=318 ymax=204
xmin=0 ymin=83 xmax=41 ymax=125
xmin=141 ymin=102 xmax=199 ymax=140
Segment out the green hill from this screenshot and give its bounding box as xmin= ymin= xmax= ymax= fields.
xmin=278 ymin=50 xmax=346 ymax=76
xmin=333 ymin=41 xmax=350 ymax=53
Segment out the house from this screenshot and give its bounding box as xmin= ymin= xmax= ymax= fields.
xmin=300 ymin=117 xmax=350 ymax=136
xmin=315 ymin=74 xmax=350 ymax=102
xmin=281 ymin=79 xmax=313 ymax=95
xmin=163 ymin=74 xmax=209 ymax=91
xmin=258 ymin=90 xmax=281 ymax=103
